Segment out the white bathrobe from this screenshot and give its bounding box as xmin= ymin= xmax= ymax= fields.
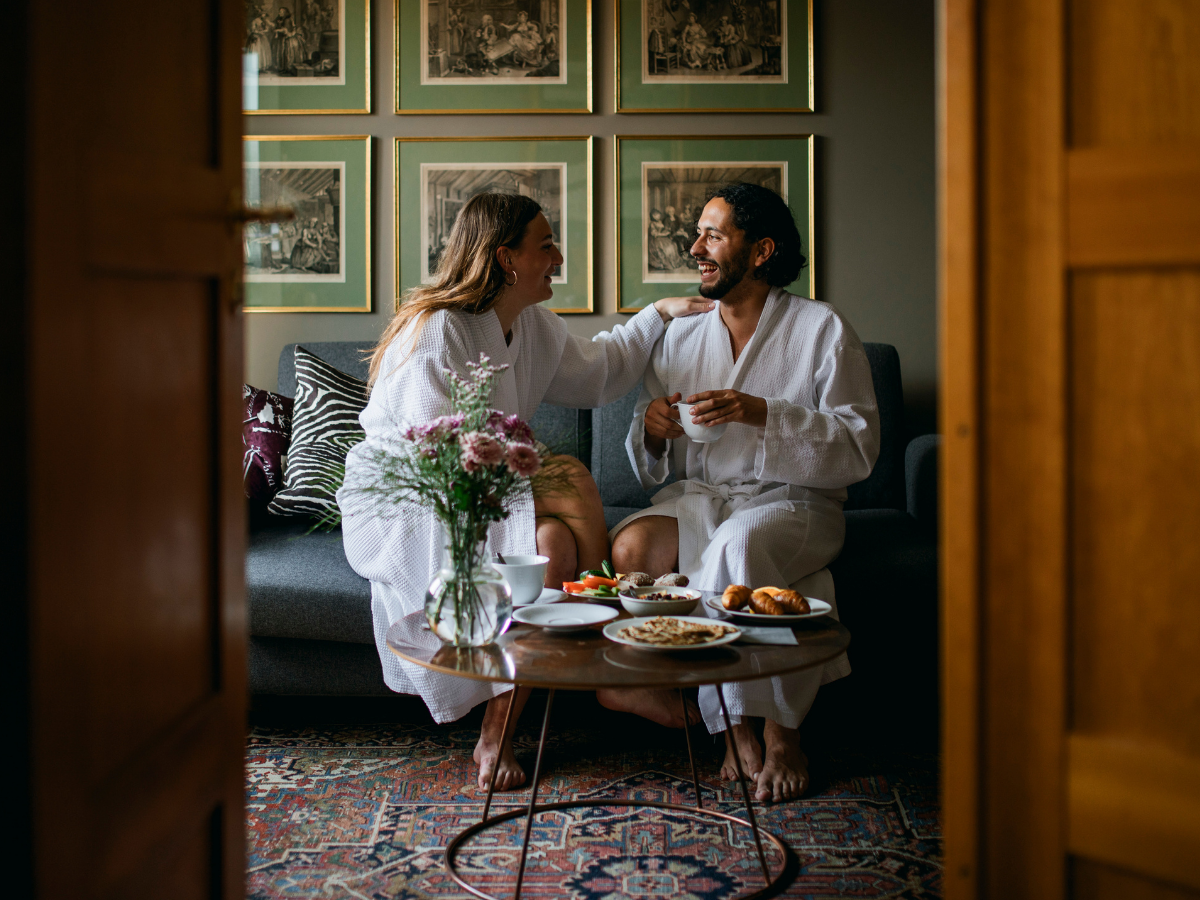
xmin=337 ymin=303 xmax=666 ymax=723
xmin=613 ymin=287 xmax=880 ymax=733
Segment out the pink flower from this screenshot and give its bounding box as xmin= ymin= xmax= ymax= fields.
xmin=505 ymin=442 xmax=540 ymax=477
xmin=501 ymin=414 xmax=535 ymax=445
xmin=459 ymin=431 xmax=504 ymax=472
xmin=411 ymin=413 xmax=465 ymax=444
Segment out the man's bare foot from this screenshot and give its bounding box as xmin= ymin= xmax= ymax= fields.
xmin=721 ymin=722 xmax=764 ymax=785
xmin=756 ymin=719 xmax=809 ymax=803
xmin=596 ymin=689 xmax=701 ymax=728
xmin=472 ymin=689 xmax=531 ymax=791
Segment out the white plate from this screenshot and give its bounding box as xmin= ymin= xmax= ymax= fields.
xmin=512 ymin=603 xmax=617 ymax=633
xmin=703 ymin=595 xmax=832 ymax=624
xmin=602 ymin=615 xmax=742 ymax=651
xmin=513 ymin=587 xmax=567 ymax=607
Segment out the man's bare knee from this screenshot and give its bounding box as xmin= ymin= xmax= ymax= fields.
xmin=612 ymin=516 xmax=678 ymax=575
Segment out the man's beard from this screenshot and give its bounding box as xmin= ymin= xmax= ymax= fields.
xmin=697 ymin=245 xmax=753 ymax=299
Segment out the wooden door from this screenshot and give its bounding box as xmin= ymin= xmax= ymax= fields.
xmin=941 ymin=0 xmax=1200 ymax=898
xmin=24 ymin=0 xmax=247 ymax=897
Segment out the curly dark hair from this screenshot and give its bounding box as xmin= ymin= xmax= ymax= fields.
xmin=706 ymin=182 xmax=807 ymax=287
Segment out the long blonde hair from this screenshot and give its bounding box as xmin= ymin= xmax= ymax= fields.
xmin=368 ymin=192 xmax=543 ymax=386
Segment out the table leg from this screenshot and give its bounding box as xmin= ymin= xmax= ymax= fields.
xmin=715 ymin=684 xmax=772 ymax=887
xmin=679 ymin=688 xmax=703 ymax=809
xmin=481 ymin=686 xmax=518 ymax=825
xmin=512 ymin=687 xmax=555 ymax=900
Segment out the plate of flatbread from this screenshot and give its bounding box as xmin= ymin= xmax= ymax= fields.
xmin=603 ymin=615 xmax=741 ymax=651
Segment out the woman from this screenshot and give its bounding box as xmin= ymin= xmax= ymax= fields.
xmin=339 ymin=194 xmax=712 ymax=791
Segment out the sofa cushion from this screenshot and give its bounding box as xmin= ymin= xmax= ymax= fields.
xmin=242 ymin=384 xmax=294 ymax=501
xmin=277 ymin=341 xmax=374 ymax=398
xmin=530 ymin=405 xmax=591 ymax=465
xmin=591 ymin=382 xmax=676 ymax=509
xmin=247 ymin=517 xmax=374 ymax=644
xmin=844 ymin=343 xmax=907 ymax=512
xmin=268 ymin=346 xmax=368 ymax=520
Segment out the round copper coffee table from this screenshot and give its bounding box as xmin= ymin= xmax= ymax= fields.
xmin=386 ymin=602 xmax=850 ymax=900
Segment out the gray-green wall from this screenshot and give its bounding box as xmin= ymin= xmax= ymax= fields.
xmin=245 ymin=0 xmax=936 ymax=436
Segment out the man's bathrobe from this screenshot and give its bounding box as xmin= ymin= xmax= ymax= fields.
xmin=613 ymin=287 xmax=880 ymax=733
xmin=339 ymin=303 xmax=668 ymax=723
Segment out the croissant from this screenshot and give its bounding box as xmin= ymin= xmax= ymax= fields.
xmin=774 ymin=589 xmax=811 ymax=615
xmin=749 ymin=589 xmax=786 ymax=616
xmin=722 ymin=584 xmax=751 ymax=610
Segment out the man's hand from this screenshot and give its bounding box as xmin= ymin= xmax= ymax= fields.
xmin=653 ymin=296 xmax=716 ymax=323
xmin=643 ymin=392 xmax=684 ymax=458
xmin=685 ymin=389 xmax=769 ymax=428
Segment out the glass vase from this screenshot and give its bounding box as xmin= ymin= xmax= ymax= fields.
xmin=424 ymin=521 xmax=512 ymax=647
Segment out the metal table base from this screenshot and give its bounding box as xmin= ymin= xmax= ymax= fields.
xmin=443 ymin=684 xmax=800 ymax=900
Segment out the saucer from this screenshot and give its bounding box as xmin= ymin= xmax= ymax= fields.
xmin=511 ymin=603 xmax=618 ymax=633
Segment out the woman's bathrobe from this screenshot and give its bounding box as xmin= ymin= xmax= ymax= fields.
xmin=613 ymin=288 xmax=880 ymax=733
xmin=338 ymin=303 xmax=667 ymax=723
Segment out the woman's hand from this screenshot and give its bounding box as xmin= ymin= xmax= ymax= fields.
xmin=653 ymin=296 xmax=715 ymax=323
xmin=643 ymin=392 xmax=684 ymax=458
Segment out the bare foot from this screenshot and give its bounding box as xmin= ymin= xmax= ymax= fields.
xmin=721 ymin=722 xmax=764 ymax=785
xmin=596 ymin=689 xmax=701 ymax=728
xmin=473 ymin=736 xmax=525 ymax=792
xmin=472 ymin=689 xmax=531 ymax=792
xmin=755 ymin=719 xmax=809 ymax=803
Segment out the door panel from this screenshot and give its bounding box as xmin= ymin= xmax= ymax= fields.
xmin=941 ymin=0 xmax=1200 ymax=897
xmin=26 ymin=0 xmax=246 ymax=896
xmin=1070 ymin=270 xmax=1200 ymax=753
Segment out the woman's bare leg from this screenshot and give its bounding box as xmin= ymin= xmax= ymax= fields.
xmin=601 ymin=516 xmax=698 ymax=726
xmin=536 ymin=515 xmax=577 ymax=587
xmin=474 ymin=686 xmax=533 ymax=791
xmin=534 ymin=454 xmax=609 ymax=574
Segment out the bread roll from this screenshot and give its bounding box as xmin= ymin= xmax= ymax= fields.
xmin=749 ymin=589 xmax=786 ymax=615
xmin=624 ymin=572 xmax=654 ymax=587
xmin=774 ymin=589 xmax=811 ymax=615
xmin=655 ymin=573 xmax=689 ymax=587
xmin=722 ymin=584 xmax=751 ymax=610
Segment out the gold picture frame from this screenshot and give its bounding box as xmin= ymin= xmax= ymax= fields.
xmin=243 ymin=0 xmax=372 ymax=115
xmin=394 ymin=0 xmax=593 ymax=115
xmin=615 ymin=0 xmax=814 ymax=114
xmin=242 ymin=135 xmax=373 ymax=313
xmin=615 ymin=134 xmax=814 ymax=313
xmin=394 ymin=136 xmax=593 ymax=313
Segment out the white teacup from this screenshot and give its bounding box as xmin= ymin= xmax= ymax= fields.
xmin=492 ymin=554 xmax=550 ymax=605
xmin=672 ymin=401 xmax=728 ymax=443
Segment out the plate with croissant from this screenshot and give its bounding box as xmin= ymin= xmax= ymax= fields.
xmin=705 ymin=585 xmax=832 ymax=625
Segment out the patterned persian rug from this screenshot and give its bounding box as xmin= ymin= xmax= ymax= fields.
xmin=246 ymin=698 xmax=941 ymax=899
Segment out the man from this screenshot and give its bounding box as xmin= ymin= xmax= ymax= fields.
xmin=609 ymin=183 xmax=880 ymax=802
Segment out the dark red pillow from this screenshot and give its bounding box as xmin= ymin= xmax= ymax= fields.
xmin=243 ymin=385 xmax=295 ymax=501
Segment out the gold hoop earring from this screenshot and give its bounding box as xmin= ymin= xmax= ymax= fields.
xmin=504 ymin=270 xmax=518 ymax=286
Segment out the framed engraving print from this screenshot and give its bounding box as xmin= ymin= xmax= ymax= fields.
xmin=616 ymin=0 xmax=812 ymax=112
xmin=615 ymin=135 xmax=812 ymax=312
xmin=395 ymin=0 xmax=592 ymax=114
xmin=243 ymin=0 xmax=371 ymax=114
xmin=395 ymin=136 xmax=592 ymax=312
xmin=243 ymin=136 xmax=372 ymax=312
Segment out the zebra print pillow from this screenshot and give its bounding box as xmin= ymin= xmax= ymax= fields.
xmin=267 ymin=345 xmax=368 ymax=520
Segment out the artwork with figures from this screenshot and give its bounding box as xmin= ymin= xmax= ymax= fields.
xmin=244 ymin=0 xmax=344 ymax=84
xmin=422 ymin=164 xmax=566 ymax=281
xmin=244 ymin=163 xmax=345 ymax=282
xmin=642 ymin=0 xmax=786 ymax=83
xmin=421 ymin=0 xmax=566 ymax=84
xmin=642 ymin=162 xmax=785 ymax=281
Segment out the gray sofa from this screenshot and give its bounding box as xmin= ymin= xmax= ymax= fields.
xmin=248 ymin=341 xmax=940 ymax=732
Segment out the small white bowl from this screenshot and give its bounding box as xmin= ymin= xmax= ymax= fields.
xmin=618 ymin=585 xmax=702 ymax=617
xmin=511 ymin=602 xmax=617 ymax=633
